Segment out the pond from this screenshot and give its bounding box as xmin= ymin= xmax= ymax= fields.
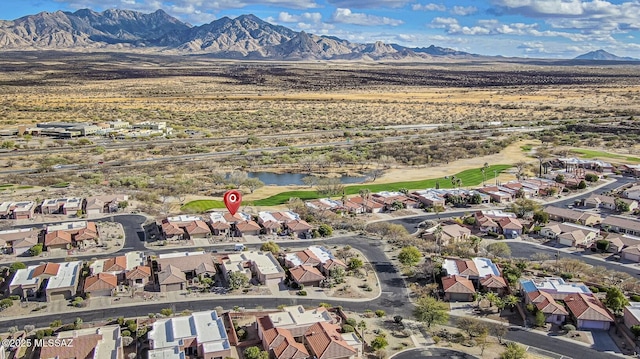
xmin=247 ymin=172 xmax=367 ymax=186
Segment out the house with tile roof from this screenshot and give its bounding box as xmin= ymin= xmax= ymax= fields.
xmin=83 ymin=272 xmax=118 ymax=297
xmin=183 ymin=220 xmax=212 ymax=239
xmin=519 ymin=278 xmax=591 ymax=301
xmin=290 ymin=265 xmax=326 ymax=287
xmin=411 ymin=189 xmax=446 ymax=208
xmin=235 ymin=220 xmax=262 ymax=236
xmin=152 ymin=251 xmax=217 ymax=292
xmin=582 ymin=195 xmax=638 ymax=212
xmin=262 ymin=306 xmax=336 ymax=338
xmin=148 ymin=310 xmax=231 ymax=359
xmin=498 ymin=217 xmax=523 ymax=238
xmin=0 ymin=228 xmax=40 ymax=256
xmin=480 ymin=274 xmax=508 ymax=295
xmin=564 ymin=293 xmax=614 ymax=330
xmin=442 ymin=275 xmax=476 ymax=302
xmin=303 ymin=322 xmax=358 ymax=359
xmin=602 ymin=216 xmax=640 ymax=237
xmin=346 ymin=196 xmax=384 ymax=214
xmin=541 ymin=222 xmax=600 ymax=248
xmin=422 ymin=223 xmax=471 ymax=245
xmin=545 ymin=206 xmax=602 ymax=226
xmin=286 ymin=220 xmax=314 ymax=238
xmin=261 ymin=327 xmax=309 ymax=359
xmin=371 ymin=191 xmax=420 ymax=211
xmin=526 ymin=290 xmax=568 ymax=325
xmin=39 ymin=325 xmax=123 ymax=359
xmin=160 ymin=222 xmax=184 ymax=240
xmin=83 ymin=194 xmax=128 ymax=216
xmin=44 ymin=230 xmax=72 ymax=250
xmin=285 ymin=246 xmax=348 ymax=277
xmin=125 ymin=265 xmax=152 ymax=288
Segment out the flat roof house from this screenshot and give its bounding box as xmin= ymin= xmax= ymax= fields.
xmin=148 ymin=310 xmax=231 ymax=359
xmin=10 ymin=261 xmax=81 ymax=302
xmin=519 ymin=278 xmax=591 ymax=301
xmin=221 ymin=251 xmax=286 ymax=285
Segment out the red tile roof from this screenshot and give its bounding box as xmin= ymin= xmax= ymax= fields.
xmin=294 ymin=250 xmax=322 ymax=266
xmin=40 ymin=333 xmax=103 ymax=359
xmin=480 ymin=274 xmax=507 ymax=289
xmin=564 ymin=293 xmax=614 ymax=322
xmin=184 ymin=220 xmax=211 ymax=235
xmin=84 ymin=272 xmax=118 ymax=292
xmin=304 ymin=322 xmax=357 ymax=359
xmin=125 ymin=266 xmax=152 ymax=280
xmin=286 ymin=220 xmax=312 ymax=232
xmin=103 ymin=256 xmax=127 ymax=272
xmin=44 ymin=230 xmax=72 ymax=246
xmin=322 ymin=258 xmax=347 ymax=272
xmin=161 ymin=222 xmax=184 ymax=236
xmin=454 ymin=259 xmax=479 ymax=277
xmin=263 ymin=328 xmax=309 ymax=359
xmin=290 ymin=265 xmax=325 ymax=284
xmin=33 ymin=263 xmax=60 ymax=277
xmin=236 ymin=220 xmax=261 ymax=232
xmin=442 ymin=275 xmax=476 ymax=294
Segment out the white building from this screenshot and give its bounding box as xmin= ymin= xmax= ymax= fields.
xmin=148 ymin=310 xmax=231 ymax=359
xmin=221 ymin=251 xmax=286 ymax=285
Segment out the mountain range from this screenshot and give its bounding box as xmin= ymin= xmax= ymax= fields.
xmin=573 ymin=49 xmax=639 ymax=61
xmin=0 ymin=8 xmax=637 ymax=61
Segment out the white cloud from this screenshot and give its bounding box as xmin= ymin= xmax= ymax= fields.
xmin=450 ymin=5 xmax=477 ymax=15
xmin=412 ymin=3 xmax=446 ymax=11
xmin=332 ymin=8 xmax=404 ymax=26
xmin=277 ymin=11 xmax=322 ymax=23
xmin=326 ymin=0 xmax=410 ymax=8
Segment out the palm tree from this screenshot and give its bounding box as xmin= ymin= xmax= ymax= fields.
xmin=504 ymin=294 xmax=520 ymax=312
xmin=469 ymin=236 xmax=483 ymax=254
xmin=359 ymin=188 xmax=371 ymax=201
xmin=482 ymin=162 xmax=489 ymax=185
xmin=434 ymin=225 xmax=444 ymax=255
xmin=485 ymin=292 xmax=499 ymax=308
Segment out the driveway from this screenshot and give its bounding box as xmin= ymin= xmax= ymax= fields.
xmin=590 ymin=330 xmax=622 ymax=353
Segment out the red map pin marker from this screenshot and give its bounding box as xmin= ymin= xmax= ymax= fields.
xmin=223 ymin=190 xmax=242 ymax=215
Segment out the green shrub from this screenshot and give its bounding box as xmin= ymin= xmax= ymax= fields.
xmin=345 ymin=318 xmax=357 ymax=326
xmin=591 ymin=287 xmax=601 ymax=294
xmin=122 ymin=330 xmax=131 ymax=337
xmin=8 ymin=295 xmax=20 ymax=300
xmin=297 ymin=290 xmax=307 ymax=296
xmin=375 ymin=310 xmax=386 ymax=317
xmin=342 ymin=324 xmax=355 ymax=333
xmin=525 ymin=303 xmax=535 ymax=313
xmin=631 ymin=294 xmax=640 ymax=302
xmin=562 ymin=324 xmax=576 ymax=332
xmin=236 ymin=328 xmax=247 ymax=340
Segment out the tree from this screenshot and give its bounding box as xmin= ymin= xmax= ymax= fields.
xmin=470 ymin=193 xmax=483 ymax=205
xmin=469 ymin=236 xmax=483 ymax=254
xmin=260 ymin=241 xmax=280 ymax=255
xmin=329 ymin=267 xmax=346 ymax=284
xmin=482 ymin=162 xmax=490 ymax=185
xmin=535 ymin=311 xmax=546 ymax=327
xmin=9 ymin=262 xmax=26 ymax=273
xmin=371 ymin=334 xmax=388 ymax=351
xmin=500 ymin=342 xmax=527 ymax=359
xmin=228 ymin=170 xmax=248 ymax=188
xmin=414 ymin=296 xmax=449 ymax=328
xmin=585 ymin=173 xmax=599 ymax=182
xmin=532 ymin=211 xmax=549 ymax=224
xmin=348 ymin=257 xmax=363 ymax=271
xmin=504 ymin=295 xmax=520 ymax=311
xmin=615 ymin=198 xmax=631 ymax=213
xmin=398 ymin=246 xmax=422 ymax=267
xmin=555 ymin=174 xmax=565 ymax=183
xmin=244 ymin=346 xmax=269 ymax=359
xmin=302 ymin=176 xmax=318 ymax=188
xmin=243 ymin=178 xmax=264 ymax=193
xmin=29 ymin=243 xmax=43 ymax=256
xmin=228 ymin=271 xmax=249 ymax=290
xmin=630 ymin=325 xmax=640 ymax=338
xmin=603 ymin=286 xmax=629 ymax=315
xmin=577 ymin=180 xmax=587 ymax=189
xmin=318 ymin=224 xmax=333 ymax=237
xmin=488 ymin=323 xmax=508 ymax=344
xmin=457 ymin=317 xmax=483 ymax=337
xmin=317 ymin=177 xmax=344 ymax=196
xmin=118 ymin=200 xmax=129 ymax=210
xmin=486 ymin=242 xmax=511 ymax=258
xmin=476 ymin=326 xmax=489 ymax=356
xmin=507 ymin=198 xmax=542 ymax=219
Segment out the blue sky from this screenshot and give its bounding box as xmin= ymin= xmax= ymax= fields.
xmin=3 ymin=0 xmax=640 ymax=58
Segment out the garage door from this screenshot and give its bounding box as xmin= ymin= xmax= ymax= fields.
xmin=165 ymin=283 xmax=183 ymax=292
xmin=580 ymin=320 xmax=610 ymax=330
xmin=48 ymin=290 xmax=70 ymax=301
xmin=623 ymin=253 xmax=640 ymax=262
